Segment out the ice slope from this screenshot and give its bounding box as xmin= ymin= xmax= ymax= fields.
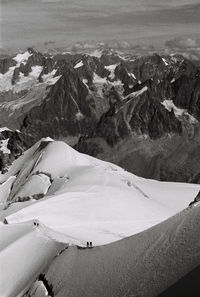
xmin=43 ymin=202 xmax=200 ymax=297
xmin=1 ymin=138 xmax=200 ymax=247
xmin=0 ymin=220 xmax=66 ymax=297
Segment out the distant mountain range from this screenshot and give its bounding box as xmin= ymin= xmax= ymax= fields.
xmin=1 ymin=47 xmax=200 ymax=182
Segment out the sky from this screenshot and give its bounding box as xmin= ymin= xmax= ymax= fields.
xmin=1 ymin=0 xmax=200 ymax=53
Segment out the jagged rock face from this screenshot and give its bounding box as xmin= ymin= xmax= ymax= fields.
xmin=172 ymin=75 xmax=200 ymax=118
xmin=0 ymin=129 xmax=28 ymax=172
xmin=73 ymin=55 xmax=110 ymax=86
xmin=115 ymin=63 xmax=136 ymax=96
xmin=20 ymin=65 xmax=98 ymax=144
xmin=140 ymin=54 xmax=166 ymax=81
xmin=75 ymin=84 xmax=183 ymax=160
xmin=82 ymin=78 xmax=183 ymax=146
xmin=94 ymin=93 xmax=181 ymax=146
xmin=1 ymin=48 xmax=200 ymax=182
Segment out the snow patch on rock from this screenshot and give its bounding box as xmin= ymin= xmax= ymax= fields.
xmin=13 ymin=51 xmax=32 ymax=66
xmin=104 ymin=64 xmax=118 ymax=80
xmin=42 ymin=69 xmax=61 ymax=85
xmin=0 ymin=66 xmax=16 ymax=92
xmin=161 ymin=99 xmax=198 ymax=124
xmin=0 ymin=139 xmax=11 ymax=154
xmin=128 ymin=72 xmax=136 ymax=80
xmin=162 ymin=58 xmax=169 ymax=66
xmin=125 ymin=86 xmax=148 ymax=99
xmin=93 ymin=73 xmax=107 ymax=85
xmin=74 ymin=60 xmax=84 ymax=69
xmin=0 ymin=127 xmax=12 ymax=132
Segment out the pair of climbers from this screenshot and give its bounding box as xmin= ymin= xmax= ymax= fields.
xmin=86 ymin=241 xmax=93 ymax=248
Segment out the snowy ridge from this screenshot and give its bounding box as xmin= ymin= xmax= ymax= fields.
xmin=1 ymin=138 xmax=200 ymax=247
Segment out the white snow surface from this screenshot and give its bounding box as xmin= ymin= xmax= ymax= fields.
xmin=13 ymin=66 xmax=43 ymax=93
xmin=128 ymin=72 xmax=136 ymax=80
xmin=12 ymin=173 xmax=51 ymax=202
xmin=74 ymin=60 xmax=84 ymax=69
xmin=0 ymin=66 xmax=16 ymax=92
xmin=162 ymin=58 xmax=169 ymax=66
xmin=93 ymin=73 xmax=107 ymax=85
xmin=0 ymin=139 xmax=11 ymax=154
xmin=0 ymin=51 xmax=60 ymax=93
xmin=42 ymin=69 xmax=61 ymax=85
xmin=0 ymin=65 xmax=43 ymax=93
xmin=161 ymin=99 xmax=198 ymax=124
xmin=13 ymin=51 xmax=32 ymax=66
xmin=92 ymin=72 xmax=123 ymax=97
xmin=0 ymin=176 xmax=16 ymax=210
xmin=27 ymin=280 xmax=49 ymax=297
xmin=104 ymin=64 xmax=118 ymax=80
xmin=1 ymin=138 xmax=200 ymax=247
xmin=0 ymin=127 xmax=12 ymax=132
xmin=0 ymin=220 xmax=66 ymax=297
xmin=124 ymin=86 xmax=148 ymax=101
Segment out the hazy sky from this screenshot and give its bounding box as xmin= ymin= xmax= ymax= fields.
xmin=1 ymin=0 xmax=200 ymax=52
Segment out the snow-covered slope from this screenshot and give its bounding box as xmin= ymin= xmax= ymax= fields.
xmin=42 ymin=202 xmax=200 ymax=297
xmin=1 ymin=138 xmax=199 ymax=247
xmin=0 ymin=220 xmax=66 ymax=297
xmin=1 ymin=138 xmax=200 ymax=297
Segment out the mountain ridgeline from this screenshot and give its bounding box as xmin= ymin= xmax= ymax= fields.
xmin=1 ymin=48 xmax=200 ymax=182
